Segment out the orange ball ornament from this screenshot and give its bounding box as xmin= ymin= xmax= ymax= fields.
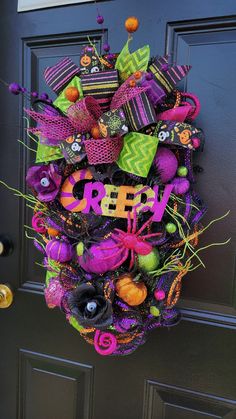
xmin=134 ymin=71 xmax=142 ymax=80
xmin=91 ymin=125 xmax=101 ymax=139
xmin=116 ymin=274 xmax=147 ymax=306
xmin=47 ymin=227 xmax=60 ymax=237
xmin=129 ymin=79 xmax=136 ymax=88
xmin=64 ymin=86 xmax=80 ymax=103
xmin=125 ymin=16 xmax=139 ymax=33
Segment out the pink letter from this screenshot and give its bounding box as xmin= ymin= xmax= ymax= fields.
xmin=82 ymin=182 xmax=106 ymax=215
xmin=152 ymin=184 xmax=173 ymax=221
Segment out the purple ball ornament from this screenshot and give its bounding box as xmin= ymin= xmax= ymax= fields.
xmin=96 ymin=15 xmax=104 ymax=24
xmin=171 ymin=177 xmax=190 ymax=195
xmin=40 ymin=92 xmax=49 ymax=100
xmin=9 ymin=82 xmax=22 ymax=95
xmin=103 ymin=43 xmax=110 ymax=53
xmin=46 ymin=239 xmax=74 ymax=263
xmin=31 ymin=91 xmax=39 ymax=98
xmin=145 ymin=72 xmax=153 ymax=81
xmin=154 ymin=147 xmax=178 ymax=183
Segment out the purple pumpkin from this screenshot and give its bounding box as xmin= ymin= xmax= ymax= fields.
xmin=154 ymin=147 xmax=178 ymax=183
xmin=46 ymin=239 xmax=74 ymax=262
xmin=78 ymin=238 xmax=125 ymax=274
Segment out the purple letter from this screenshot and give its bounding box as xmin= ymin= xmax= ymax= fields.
xmin=152 ymin=184 xmax=173 ymax=221
xmin=82 ymin=182 xmax=106 ymax=215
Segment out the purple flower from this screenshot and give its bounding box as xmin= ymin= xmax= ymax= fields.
xmin=26 ymin=163 xmax=62 ymax=202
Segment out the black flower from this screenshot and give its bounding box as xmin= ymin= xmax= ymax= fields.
xmin=67 ymin=283 xmax=113 ymax=329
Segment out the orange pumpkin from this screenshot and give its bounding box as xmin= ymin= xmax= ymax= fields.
xmin=125 ymin=16 xmax=139 ymax=33
xmin=47 ymin=227 xmax=60 ymax=237
xmin=116 ymin=274 xmax=147 ymax=306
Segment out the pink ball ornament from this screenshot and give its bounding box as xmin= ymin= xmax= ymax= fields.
xmin=154 ymin=289 xmax=165 ymax=301
xmin=154 ymin=147 xmax=178 ymax=183
xmin=192 ymin=137 xmax=201 ymax=149
xmin=46 ymin=239 xmax=74 ymax=262
xmin=44 ymin=278 xmax=65 ymax=308
xmin=171 ymin=177 xmax=190 ymax=195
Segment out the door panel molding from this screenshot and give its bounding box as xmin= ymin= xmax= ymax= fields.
xmin=165 ymin=16 xmax=236 ymax=328
xmin=143 ymin=380 xmax=236 ymax=419
xmin=18 ymin=349 xmax=94 ymax=419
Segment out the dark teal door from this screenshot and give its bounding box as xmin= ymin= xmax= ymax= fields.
xmin=0 ymin=1 xmax=236 ymax=418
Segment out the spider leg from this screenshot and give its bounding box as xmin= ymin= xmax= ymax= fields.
xmin=129 ymin=249 xmax=135 ymax=270
xmin=127 ymin=211 xmax=132 ymax=234
xmin=102 ymin=246 xmax=125 ymax=260
xmin=132 ymin=209 xmax=137 ymax=234
xmin=113 ymin=228 xmax=126 ymax=236
xmin=101 ymin=241 xmax=123 ymax=250
xmin=140 ymin=232 xmax=162 ymax=239
xmin=111 ymin=249 xmax=129 ymax=269
xmin=136 ymin=216 xmax=154 ymax=236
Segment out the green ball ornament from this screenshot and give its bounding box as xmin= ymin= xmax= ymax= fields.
xmin=177 ymin=166 xmax=188 ymax=177
xmin=165 ymin=222 xmax=177 ymax=234
xmin=138 ymin=248 xmax=160 ymax=272
xmin=76 ymin=242 xmax=84 ymax=256
xmin=150 ymin=306 xmax=160 ymax=317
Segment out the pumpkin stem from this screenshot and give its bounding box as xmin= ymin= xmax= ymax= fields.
xmin=133 ymin=273 xmax=142 ymax=283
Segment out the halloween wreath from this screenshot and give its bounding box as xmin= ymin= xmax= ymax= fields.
xmin=5 ymin=15 xmax=229 ymax=356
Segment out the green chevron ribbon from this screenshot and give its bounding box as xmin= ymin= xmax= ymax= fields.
xmin=53 ymin=76 xmax=83 ymax=113
xmin=36 ymin=141 xmax=63 ymax=163
xmin=115 ymin=40 xmax=150 ymax=81
xmin=117 ymin=132 xmax=159 ymax=178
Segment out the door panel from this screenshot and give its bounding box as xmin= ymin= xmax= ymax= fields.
xmin=0 ymin=1 xmax=236 ymax=418
xmin=18 ymin=349 xmax=93 ymax=419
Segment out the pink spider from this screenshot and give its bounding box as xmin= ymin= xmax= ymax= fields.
xmin=102 ymin=211 xmax=161 ymax=270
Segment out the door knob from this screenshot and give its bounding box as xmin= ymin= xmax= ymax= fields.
xmin=0 ymin=235 xmax=13 ymax=257
xmin=0 ymin=284 xmax=13 ymax=308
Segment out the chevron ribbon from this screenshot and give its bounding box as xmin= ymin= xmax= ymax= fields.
xmin=36 ymin=141 xmax=63 ymax=163
xmin=115 ymin=40 xmax=150 ymax=81
xmin=53 ymin=76 xmax=83 ymax=113
xmin=117 ymin=132 xmax=159 ymax=177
